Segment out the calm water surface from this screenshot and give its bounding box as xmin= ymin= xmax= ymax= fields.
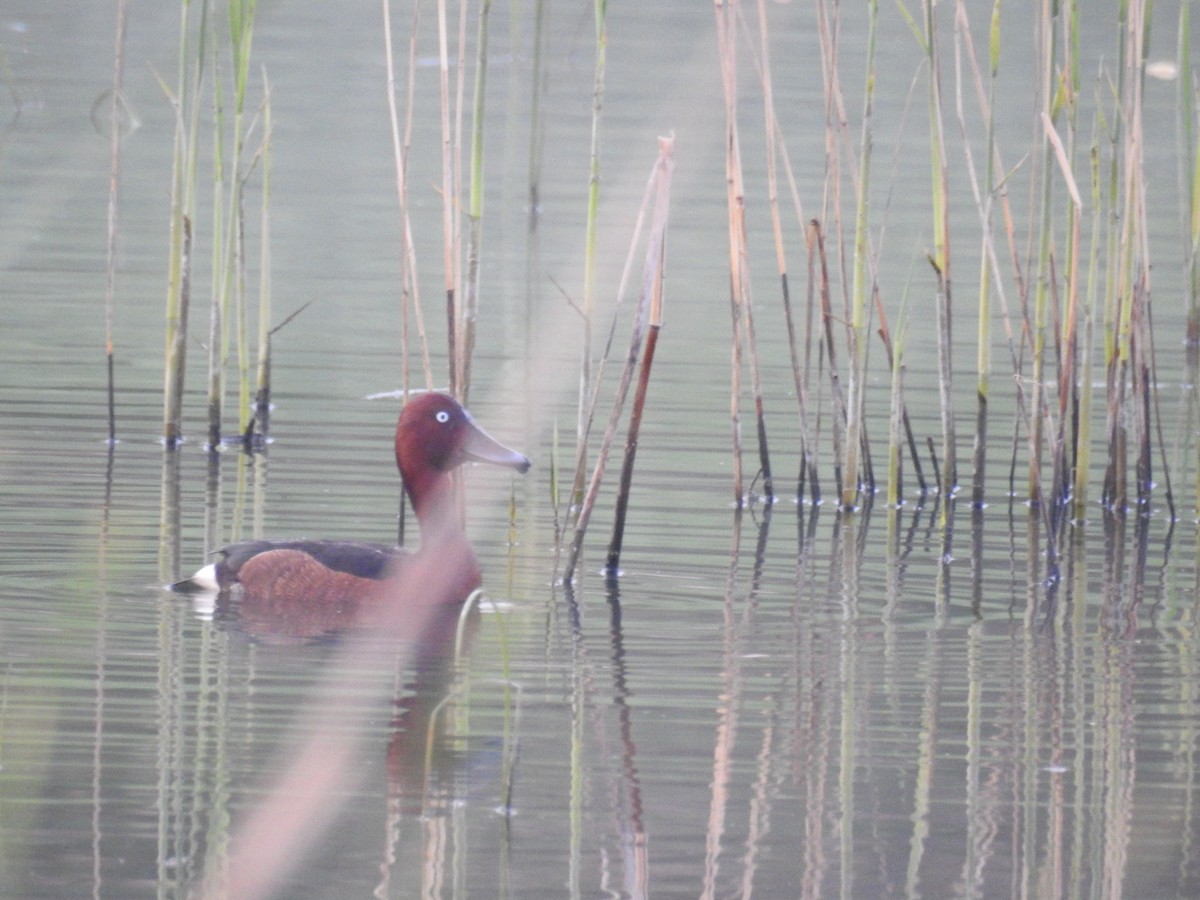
xmin=3 ymin=2 xmax=1200 ymax=898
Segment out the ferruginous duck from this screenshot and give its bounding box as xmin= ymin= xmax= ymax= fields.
xmin=170 ymin=392 xmax=529 ymax=637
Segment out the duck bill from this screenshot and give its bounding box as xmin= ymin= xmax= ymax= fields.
xmin=459 ymin=415 xmax=531 ymax=473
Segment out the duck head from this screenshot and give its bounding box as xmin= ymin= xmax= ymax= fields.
xmin=395 ymin=392 xmax=530 ymax=519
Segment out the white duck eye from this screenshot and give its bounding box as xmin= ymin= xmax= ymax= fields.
xmin=435 ymin=410 xmax=451 ymax=424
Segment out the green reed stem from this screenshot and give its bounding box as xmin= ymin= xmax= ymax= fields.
xmin=204 ymin=0 xmax=257 ymax=448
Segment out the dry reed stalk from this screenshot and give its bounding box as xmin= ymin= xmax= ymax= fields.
xmin=527 ymin=0 xmax=547 ymax=217
xmin=1104 ymin=0 xmax=1152 ymax=513
xmin=435 ymin=0 xmax=460 ymax=396
xmin=768 ymin=126 xmax=820 ymax=503
xmin=766 ymin=26 xmax=839 ymax=503
xmin=251 ymin=72 xmax=272 ymax=443
xmin=812 ymin=219 xmax=847 ymax=500
xmin=1075 ymin=140 xmax=1102 ymax=519
xmin=161 ymin=0 xmax=207 ymax=447
xmin=104 ymin=0 xmax=129 ymax=446
xmin=1143 ymin=297 xmax=1176 ymax=520
xmin=840 ymin=0 xmax=878 ymax=510
xmin=233 ymin=165 xmax=250 ymax=440
xmin=813 ymin=0 xmax=850 ymax=317
xmin=801 ymin=221 xmax=823 ymax=504
xmin=923 ymin=0 xmax=956 ymax=502
xmin=753 ymin=0 xmax=818 ymax=503
xmin=564 ymin=0 xmax=607 ymax=518
xmin=1175 ymin=3 xmax=1200 ymax=517
xmin=1024 ymin=0 xmax=1059 ymax=508
xmin=876 ymin=315 xmax=929 ymax=499
xmin=815 ymin=0 xmax=887 ymax=501
xmin=715 ymin=0 xmax=744 ymax=504
xmin=231 ymin=1 xmax=257 ymax=440
xmin=383 ymin=0 xmax=434 ymax=395
xmin=952 ymin=0 xmax=998 ymax=507
xmin=813 ymin=0 xmax=850 ymax=502
xmin=1100 ymin=10 xmax=1128 ymax=512
xmin=886 ymin=298 xmax=910 ymax=508
xmin=1181 ymin=3 xmax=1200 ymax=346
xmin=461 ymin=0 xmax=493 ymax=401
xmin=605 ymin=137 xmax=674 ymax=576
xmin=715 ymin=0 xmax=773 ymax=505
xmin=1043 ymin=112 xmax=1082 ymax=524
xmin=952 ymin=0 xmax=1039 ymax=510
xmin=1133 ymin=286 xmax=1152 ymax=516
xmin=205 ymin=9 xmax=227 ymax=450
xmin=1055 ymin=1 xmax=1082 ymax=524
xmin=562 ymin=151 xmax=662 ymax=568
xmin=562 ymin=140 xmax=674 ymax=582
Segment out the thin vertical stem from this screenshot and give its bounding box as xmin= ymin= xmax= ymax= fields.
xmin=715 ymin=0 xmax=772 ymax=504
xmin=104 ymin=0 xmax=129 ymax=446
xmin=383 ymin=0 xmax=433 ymax=395
xmin=253 ymin=72 xmax=271 ymax=441
xmin=436 ymin=0 xmax=459 ymax=395
xmin=461 ymin=0 xmax=492 ymax=401
xmin=527 ymin=0 xmax=547 ymax=218
xmin=924 ymin=0 xmax=956 ymax=502
xmin=843 ymin=0 xmax=877 ymax=509
xmin=606 ymin=136 xmax=674 ymax=576
xmin=571 ymin=0 xmax=607 ymax=512
xmin=563 ymin=142 xmax=673 ymax=583
xmin=162 ymin=0 xmax=208 ymax=447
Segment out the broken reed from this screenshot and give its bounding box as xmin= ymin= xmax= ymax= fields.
xmin=562 ymin=139 xmax=674 ymax=583
xmin=604 ymin=138 xmax=674 ymax=576
xmin=160 ymin=0 xmax=273 ymax=451
xmin=731 ymin=0 xmax=1181 ymax=527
